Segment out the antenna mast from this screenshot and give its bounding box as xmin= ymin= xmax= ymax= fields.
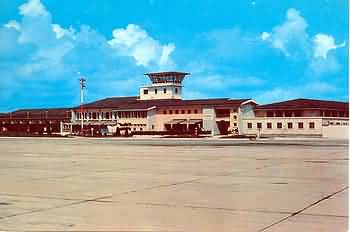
xmin=79 ymin=76 xmax=86 ymax=135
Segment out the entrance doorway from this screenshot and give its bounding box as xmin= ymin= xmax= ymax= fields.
xmin=216 ymin=120 xmax=230 ymax=135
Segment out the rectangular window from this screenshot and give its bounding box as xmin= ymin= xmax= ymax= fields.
xmin=267 ymin=111 xmax=274 ymax=117
xmin=309 ymin=122 xmax=315 ymax=128
xmin=233 ymin=115 xmax=237 ymax=119
xmin=169 ymin=110 xmax=173 ymax=114
xmin=155 ymin=89 xmax=158 ymax=94
xmin=194 ymin=109 xmax=198 ymax=114
xmin=143 ymin=89 xmax=148 ymax=95
xmin=163 ymin=88 xmax=166 ymax=94
xmin=277 ymin=122 xmax=282 ymax=128
xmin=257 ymin=123 xmax=262 ymax=129
xmin=188 ymin=110 xmax=191 ymax=114
xmin=163 ymin=110 xmax=167 ymax=114
xmin=288 ymin=122 xmax=293 ymax=129
xmin=267 ymin=122 xmax=272 ymax=129
xmin=298 ymin=122 xmax=304 ymax=129
xmin=175 ymin=110 xmax=179 ymax=114
xmin=233 ymin=123 xmax=237 ymax=126
xmin=175 ymin=88 xmax=178 ymax=94
xmin=247 ymin=122 xmax=252 ymax=129
xmin=181 ymin=110 xmax=185 ymax=114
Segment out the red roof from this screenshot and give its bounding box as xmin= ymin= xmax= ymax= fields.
xmin=256 ymin=98 xmax=349 ymax=111
xmin=0 ymin=108 xmax=71 ymax=120
xmin=76 ymin=97 xmax=251 ymax=110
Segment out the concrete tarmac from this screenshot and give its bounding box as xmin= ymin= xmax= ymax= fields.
xmin=0 ymin=137 xmax=348 ymax=231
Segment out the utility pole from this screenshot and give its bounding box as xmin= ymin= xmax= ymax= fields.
xmin=79 ymin=74 xmax=86 ymax=136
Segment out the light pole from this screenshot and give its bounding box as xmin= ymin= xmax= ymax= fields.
xmin=78 ymin=72 xmax=86 ymax=135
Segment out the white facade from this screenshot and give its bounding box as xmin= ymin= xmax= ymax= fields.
xmin=139 ymin=83 xmax=182 ymax=100
xmin=241 ymin=117 xmax=348 ymax=139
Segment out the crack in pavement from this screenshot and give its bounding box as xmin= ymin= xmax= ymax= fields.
xmin=258 ymin=186 xmax=348 ymax=232
xmin=118 ymin=178 xmax=203 ymax=195
xmin=0 ymin=195 xmax=112 ymax=220
xmin=0 ymin=192 xmax=89 ymax=201
xmin=135 ymin=201 xmax=293 ymax=215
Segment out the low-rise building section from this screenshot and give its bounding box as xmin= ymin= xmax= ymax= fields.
xmin=0 ymin=71 xmax=348 ymax=138
xmin=241 ymin=99 xmax=349 ymax=139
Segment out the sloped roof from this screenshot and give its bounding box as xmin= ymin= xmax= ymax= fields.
xmin=0 ymin=108 xmax=71 ymax=120
xmin=76 ymin=97 xmax=251 ymax=110
xmin=256 ymin=98 xmax=349 ymax=111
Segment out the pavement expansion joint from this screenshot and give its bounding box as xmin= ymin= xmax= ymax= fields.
xmin=0 ymin=195 xmax=113 ymax=221
xmin=258 ymin=186 xmax=349 ymax=231
xmin=119 ymin=178 xmax=203 ymax=195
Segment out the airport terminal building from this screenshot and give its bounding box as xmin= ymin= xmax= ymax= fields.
xmin=0 ymin=71 xmax=348 ymax=138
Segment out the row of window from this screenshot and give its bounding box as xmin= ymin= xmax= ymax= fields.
xmin=247 ymin=122 xmax=315 ymax=129
xmin=132 ymin=124 xmax=147 ymax=127
xmin=151 ymin=76 xmax=182 ymax=83
xmin=264 ymin=111 xmax=348 ymax=117
xmin=2 ymin=120 xmax=55 ymax=125
xmin=76 ymin=111 xmax=147 ymax=120
xmin=143 ymin=87 xmax=179 ymax=95
xmin=328 ymin=121 xmax=348 ymax=126
xmin=163 ymin=109 xmax=199 ymax=114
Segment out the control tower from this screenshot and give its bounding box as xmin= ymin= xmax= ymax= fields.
xmin=139 ymin=71 xmax=190 ymax=100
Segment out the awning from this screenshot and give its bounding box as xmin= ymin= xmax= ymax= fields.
xmin=179 ymin=119 xmax=202 ymax=125
xmin=165 ymin=119 xmax=186 ymax=124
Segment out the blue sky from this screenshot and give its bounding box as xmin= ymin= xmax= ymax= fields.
xmin=0 ymin=0 xmax=348 ymax=112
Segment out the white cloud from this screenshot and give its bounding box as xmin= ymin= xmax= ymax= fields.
xmin=109 ymin=24 xmax=147 ymax=48
xmin=108 ymin=24 xmax=175 ymax=67
xmin=263 ymin=8 xmax=308 ymax=57
xmin=4 ymin=20 xmax=21 ymax=31
xmin=0 ymin=0 xmax=179 ymax=110
xmin=52 ymin=24 xmax=76 ymax=40
xmin=159 ymin=44 xmax=175 ymax=66
xmin=260 ymin=32 xmax=270 ymax=41
xmin=261 ymin=8 xmax=346 ymax=77
xmin=19 ymin=0 xmax=48 ymax=17
xmin=313 ymin=33 xmax=345 ymax=59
